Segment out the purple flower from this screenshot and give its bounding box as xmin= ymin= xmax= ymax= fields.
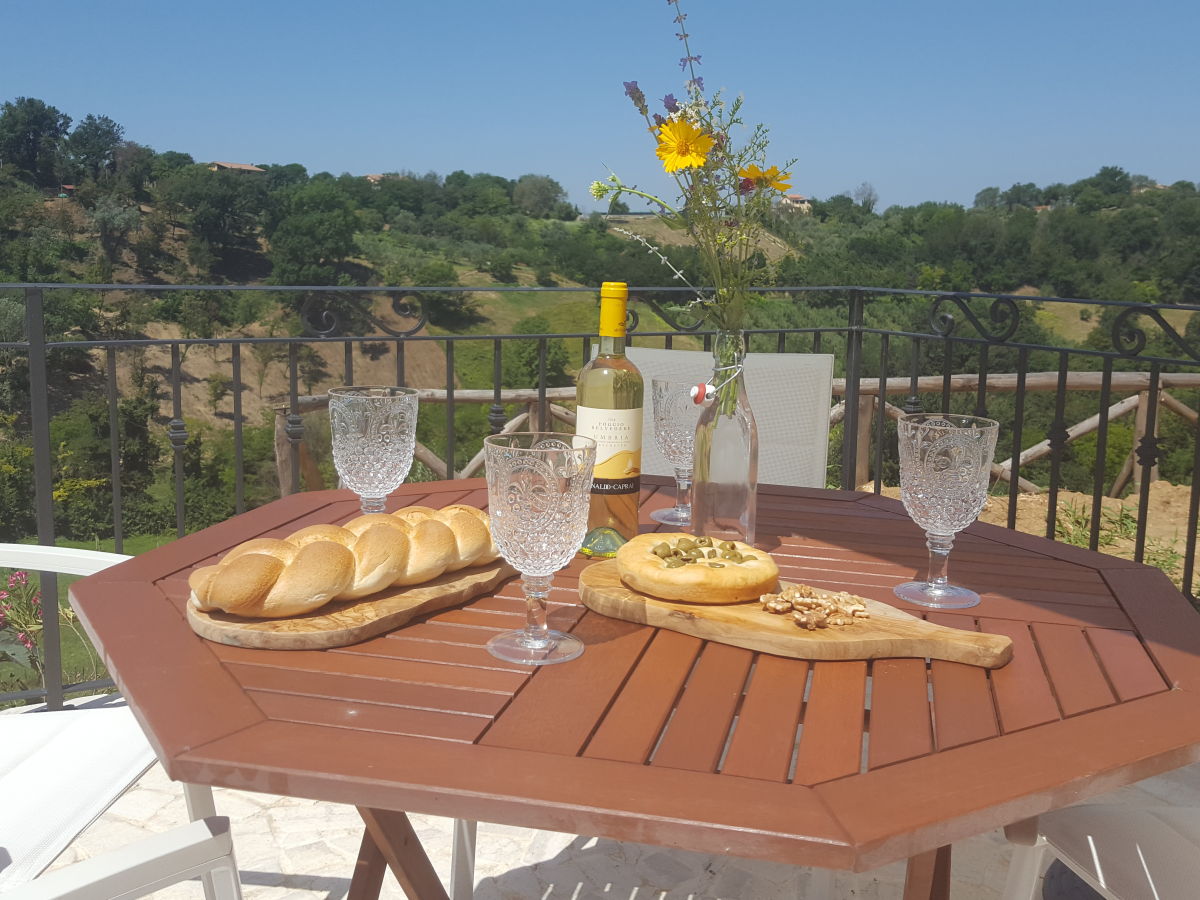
xmin=652 ymin=113 xmax=666 ymax=128
xmin=676 ymin=31 xmax=689 ymax=40
xmin=623 ymin=80 xmax=648 ymax=115
xmin=673 ymin=12 xmax=687 ymax=22
xmin=678 ymin=54 xmax=701 ymax=69
xmin=687 ymin=77 xmax=704 ymax=93
xmin=739 ymin=177 xmax=755 ymax=195
xmin=662 ymin=93 xmax=679 ymax=113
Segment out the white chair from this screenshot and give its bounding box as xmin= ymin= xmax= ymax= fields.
xmin=625 ymin=345 xmax=835 ymax=488
xmin=0 ymin=543 xmax=243 ymax=900
xmin=1003 ymin=806 xmax=1200 ymax=899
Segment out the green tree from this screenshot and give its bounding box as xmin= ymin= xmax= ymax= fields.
xmin=0 ymin=97 xmax=71 ymax=187
xmin=113 ymin=141 xmax=156 ymax=199
xmin=88 ymin=194 xmax=140 ymax=261
xmin=973 ymin=187 xmax=1001 ymax=209
xmin=1001 ymin=182 xmax=1041 ymax=210
xmin=502 ymin=315 xmax=571 ymax=388
xmin=513 ymin=174 xmax=567 ymax=218
xmin=267 ymin=180 xmax=358 ymax=284
xmin=156 ymin=165 xmax=267 ymax=270
xmin=67 ymin=113 xmax=124 ymax=181
xmin=409 ymin=258 xmax=485 ymax=329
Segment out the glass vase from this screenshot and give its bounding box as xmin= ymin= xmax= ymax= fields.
xmin=691 ymin=330 xmax=758 ymax=544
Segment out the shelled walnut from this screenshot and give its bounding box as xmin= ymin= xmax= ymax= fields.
xmin=760 ymin=583 xmax=870 ymax=631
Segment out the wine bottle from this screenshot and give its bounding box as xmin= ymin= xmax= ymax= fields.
xmin=576 ymin=282 xmax=644 ymax=557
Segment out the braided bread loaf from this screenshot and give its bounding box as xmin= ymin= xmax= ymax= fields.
xmin=188 ymin=504 xmax=499 ymax=618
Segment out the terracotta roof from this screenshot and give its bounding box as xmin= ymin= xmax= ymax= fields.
xmin=208 ymin=162 xmax=265 ymax=173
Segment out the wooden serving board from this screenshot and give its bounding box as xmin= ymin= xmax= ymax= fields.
xmin=579 ymin=560 xmax=1012 ymax=668
xmin=187 ymin=559 xmax=516 ymax=650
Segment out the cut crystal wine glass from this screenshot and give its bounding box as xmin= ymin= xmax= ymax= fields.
xmin=649 ymin=377 xmax=703 ymax=527
xmin=894 ymin=413 xmax=999 ymax=609
xmin=328 ymin=386 xmax=419 ymax=514
xmin=483 ymin=432 xmax=596 ymax=665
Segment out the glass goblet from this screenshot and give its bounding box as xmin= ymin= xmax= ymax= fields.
xmin=649 ymin=378 xmax=703 ymax=527
xmin=328 ymin=386 xmax=419 ymax=514
xmin=483 ymin=432 xmax=596 ymax=666
xmin=893 ymin=413 xmax=999 ymax=609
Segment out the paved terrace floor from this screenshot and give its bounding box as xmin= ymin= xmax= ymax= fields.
xmin=43 ymin=752 xmax=1200 ymax=899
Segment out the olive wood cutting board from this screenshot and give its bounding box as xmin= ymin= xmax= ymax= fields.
xmin=187 ymin=559 xmax=516 ymax=650
xmin=578 ymin=560 xmax=1012 ymax=668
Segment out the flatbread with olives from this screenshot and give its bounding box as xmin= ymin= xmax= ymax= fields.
xmin=615 ymin=532 xmax=780 ymax=604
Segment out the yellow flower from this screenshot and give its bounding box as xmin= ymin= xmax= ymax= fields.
xmin=655 ymin=119 xmax=714 ymax=172
xmin=738 ymin=163 xmax=792 ymax=192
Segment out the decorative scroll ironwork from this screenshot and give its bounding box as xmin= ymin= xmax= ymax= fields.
xmin=1110 ymin=306 xmax=1200 ymax=361
xmin=300 ymin=291 xmax=429 ymax=338
xmin=929 ymin=294 xmax=1021 ymax=343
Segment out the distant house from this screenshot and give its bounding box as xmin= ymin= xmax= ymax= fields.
xmin=208 ymin=161 xmax=265 ymax=173
xmin=779 ymin=194 xmax=812 ymax=215
xmin=363 ymin=173 xmax=407 ymax=185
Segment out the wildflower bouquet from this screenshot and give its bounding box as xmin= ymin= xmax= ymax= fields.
xmin=590 ymin=0 xmax=793 ymax=336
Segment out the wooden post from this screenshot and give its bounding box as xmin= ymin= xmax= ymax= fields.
xmin=855 ymin=395 xmax=875 ymax=489
xmin=274 ymin=411 xmax=298 ymax=497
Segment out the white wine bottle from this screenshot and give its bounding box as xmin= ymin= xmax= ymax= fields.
xmin=576 ymin=282 xmax=644 ymax=557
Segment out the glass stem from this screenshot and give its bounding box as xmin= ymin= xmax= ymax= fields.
xmin=520 ymin=573 xmax=554 ymax=648
xmin=673 ymin=468 xmax=692 ymax=517
xmin=925 ymin=532 xmax=955 ymax=591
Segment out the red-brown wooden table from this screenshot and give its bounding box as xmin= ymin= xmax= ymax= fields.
xmin=70 ymin=477 xmax=1200 ymax=899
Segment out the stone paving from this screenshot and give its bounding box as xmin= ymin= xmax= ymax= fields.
xmin=45 ymin=755 xmax=1200 ymax=899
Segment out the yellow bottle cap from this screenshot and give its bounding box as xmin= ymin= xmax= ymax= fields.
xmin=598 ymin=282 xmax=628 ymax=338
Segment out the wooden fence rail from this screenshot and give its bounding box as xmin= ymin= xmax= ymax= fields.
xmin=275 ymin=372 xmax=1200 ymax=496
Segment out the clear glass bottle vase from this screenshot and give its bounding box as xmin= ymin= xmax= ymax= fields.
xmin=691 ymin=330 xmax=758 ymax=544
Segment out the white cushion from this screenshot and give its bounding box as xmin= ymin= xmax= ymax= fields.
xmin=1040 ymin=803 xmax=1200 ymax=899
xmin=625 ymin=346 xmax=834 ymax=488
xmin=0 ymin=705 xmax=155 ymax=890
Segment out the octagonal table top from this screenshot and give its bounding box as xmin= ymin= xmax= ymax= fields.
xmin=70 ymin=477 xmax=1200 ymax=875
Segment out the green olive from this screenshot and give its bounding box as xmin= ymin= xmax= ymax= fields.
xmin=653 ymin=542 xmax=672 ymax=558
xmin=664 ymin=557 xmax=685 ymax=568
xmin=697 ymin=536 xmax=713 ymax=547
xmin=708 ymin=562 xmax=725 ymax=568
xmin=677 ymin=538 xmax=696 ymax=551
xmin=719 ymin=541 xmax=736 ymax=551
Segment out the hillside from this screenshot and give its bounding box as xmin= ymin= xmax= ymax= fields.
xmin=605 ymin=213 xmax=793 ymax=264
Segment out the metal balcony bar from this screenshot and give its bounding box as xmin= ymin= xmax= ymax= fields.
xmin=2 ymin=283 xmax=1198 ymax=708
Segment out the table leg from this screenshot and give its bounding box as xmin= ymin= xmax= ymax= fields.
xmin=355 ymin=808 xmax=451 ymax=900
xmin=348 ymin=830 xmax=387 ymax=900
xmin=902 ymin=845 xmax=951 ymax=900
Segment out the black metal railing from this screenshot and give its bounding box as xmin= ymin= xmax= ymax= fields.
xmin=2 ymin=282 xmax=1198 ymax=707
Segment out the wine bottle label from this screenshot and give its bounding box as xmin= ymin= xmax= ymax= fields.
xmin=576 ymin=405 xmax=642 ymax=494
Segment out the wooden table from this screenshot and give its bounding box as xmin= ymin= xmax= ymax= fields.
xmin=70 ymin=477 xmax=1200 ymax=899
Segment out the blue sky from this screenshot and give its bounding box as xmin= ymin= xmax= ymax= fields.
xmin=3 ymin=0 xmax=1196 ymax=211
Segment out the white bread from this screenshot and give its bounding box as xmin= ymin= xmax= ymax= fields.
xmin=189 ymin=504 xmax=500 ymax=618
